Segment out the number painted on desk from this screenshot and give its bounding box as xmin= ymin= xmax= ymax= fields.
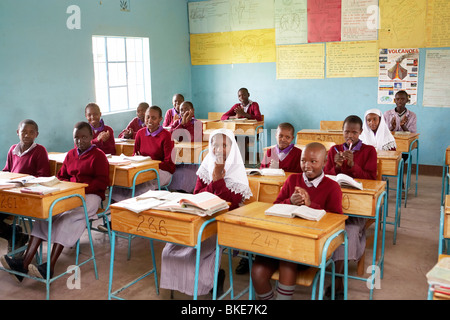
xmin=0 ymin=196 xmax=17 ymax=209
xmin=342 ymin=194 xmax=350 ymax=210
xmin=251 ymin=231 xmax=279 ymax=249
xmin=136 ymin=215 xmax=168 ymax=236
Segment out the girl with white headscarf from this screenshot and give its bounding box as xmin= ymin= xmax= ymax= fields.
xmin=360 ymin=108 xmax=397 ymax=151
xmin=160 ymin=129 xmax=252 ymax=297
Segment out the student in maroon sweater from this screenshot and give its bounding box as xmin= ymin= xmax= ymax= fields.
xmin=111 ymin=106 xmax=175 ymax=203
xmin=251 ymin=142 xmax=342 ymax=300
xmin=1 ymin=122 xmax=109 ymax=282
xmin=260 ymin=122 xmax=302 ymax=173
xmin=168 ymin=101 xmax=203 ymax=193
xmin=163 ymin=93 xmax=184 ymax=127
xmin=85 ymin=102 xmax=116 ymax=155
xmin=1 ymin=119 xmax=50 ymax=251
xmin=118 ymin=102 xmax=149 ymax=139
xmin=323 ymin=115 xmax=378 ymax=299
xmin=221 ymin=88 xmax=262 ymax=121
xmin=324 ymin=115 xmax=377 ymax=180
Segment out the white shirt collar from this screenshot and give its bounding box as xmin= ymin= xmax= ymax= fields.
xmin=302 ymin=171 xmax=324 ymax=188
xmin=13 ymin=142 xmax=37 ymax=157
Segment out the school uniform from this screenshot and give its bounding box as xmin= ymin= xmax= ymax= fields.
xmin=260 ymin=144 xmax=302 ymax=173
xmin=163 ymin=107 xmax=180 ymax=127
xmin=117 ymin=117 xmax=145 ymax=139
xmin=361 ymin=108 xmax=397 ymax=151
xmin=220 ymin=100 xmax=262 ymax=121
xmin=383 ymin=108 xmax=417 ymax=133
xmin=168 ymin=118 xmax=203 ymax=193
xmin=324 ymin=140 xmax=378 ymax=180
xmin=160 ymin=129 xmax=252 ymax=296
xmin=31 ymin=146 xmax=109 ymax=247
xmin=324 ymin=140 xmax=377 ymax=262
xmin=3 ymin=143 xmax=50 ymax=177
xmin=91 ymin=119 xmax=116 ymax=155
xmin=274 ymin=172 xmax=343 ymax=214
xmin=112 ymin=126 xmax=175 ymax=202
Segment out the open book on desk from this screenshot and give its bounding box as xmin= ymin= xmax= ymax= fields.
xmin=0 ymin=175 xmax=60 ymax=188
xmin=246 ymin=168 xmax=285 ymax=176
xmin=326 ymin=174 xmax=363 ymax=190
xmin=156 ymin=191 xmax=229 ymax=216
xmin=20 ymin=185 xmax=60 ymax=195
xmin=265 ymin=203 xmax=326 ymax=221
xmin=136 ymin=190 xmax=188 ymax=202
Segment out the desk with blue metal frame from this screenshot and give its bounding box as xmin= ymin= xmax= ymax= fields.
xmin=212 ymin=201 xmax=348 ymax=300
xmin=0 ymin=172 xmax=94 ymax=300
xmin=439 ymin=196 xmax=450 ymax=256
xmin=107 ymin=204 xmax=225 ymax=300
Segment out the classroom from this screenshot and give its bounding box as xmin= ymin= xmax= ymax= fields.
xmin=0 ymin=0 xmax=449 ymax=303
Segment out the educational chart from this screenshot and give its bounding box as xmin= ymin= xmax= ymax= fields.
xmin=229 ymin=0 xmax=274 ymax=31
xmin=190 ymin=29 xmax=276 ymax=65
xmin=423 ymin=50 xmax=450 ymax=108
xmin=341 ymin=0 xmax=378 ymax=41
xmin=378 ymin=0 xmax=427 ymax=49
xmin=276 ymin=43 xmax=325 ymax=79
xmin=326 ymin=41 xmax=378 ymax=78
xmin=425 ymin=0 xmax=450 ymax=48
xmin=274 ymin=0 xmax=307 ymax=45
xmin=377 ymin=48 xmax=420 ymax=105
xmin=307 ymin=0 xmax=341 ymax=43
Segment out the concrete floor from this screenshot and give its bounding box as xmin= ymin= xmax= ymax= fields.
xmin=0 ymin=174 xmax=443 ymax=301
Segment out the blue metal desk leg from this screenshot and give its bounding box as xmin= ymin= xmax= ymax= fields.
xmin=108 ymin=230 xmax=116 ymax=300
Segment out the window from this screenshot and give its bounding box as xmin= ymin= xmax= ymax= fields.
xmin=92 ymin=36 xmax=151 ymax=113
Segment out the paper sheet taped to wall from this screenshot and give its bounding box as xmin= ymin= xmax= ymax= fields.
xmin=326 ymin=41 xmax=378 ymax=78
xmin=276 ymin=43 xmax=324 ymax=79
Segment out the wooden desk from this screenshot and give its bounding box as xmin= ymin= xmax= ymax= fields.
xmin=0 ymin=172 xmax=94 ymax=300
xmin=296 ymin=129 xmax=345 ymax=145
xmin=108 ymin=204 xmax=225 ymax=300
xmin=341 ymin=179 xmax=386 ymax=217
xmin=203 ymin=120 xmax=264 ymax=141
xmin=428 ymin=254 xmax=450 ymax=300
xmin=392 ymin=132 xmax=420 ymax=153
xmin=48 ymin=152 xmax=160 ymax=188
xmin=213 ymin=201 xmax=348 ymax=300
xmin=173 ymin=141 xmax=208 ymax=164
xmin=377 ymin=150 xmax=402 ymax=179
xmin=0 ymin=172 xmax=87 ymax=219
xmin=197 ymin=119 xmax=219 ymax=132
xmin=115 ymin=139 xmax=135 ymax=156
xmin=246 ymin=172 xmax=295 ymax=204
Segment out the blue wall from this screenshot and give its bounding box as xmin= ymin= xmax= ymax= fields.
xmin=190 ymin=48 xmax=450 ymax=167
xmin=0 ymin=0 xmax=191 ymax=164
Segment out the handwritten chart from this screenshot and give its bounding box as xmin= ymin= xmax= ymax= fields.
xmin=423 ymin=50 xmax=450 ymax=108
xmin=425 ymin=0 xmax=450 ymax=48
xmin=341 ymin=0 xmax=378 ymax=41
xmin=274 ymin=0 xmax=307 ymax=45
xmin=307 ymin=0 xmax=341 ymax=43
xmin=276 ymin=43 xmax=325 ymax=79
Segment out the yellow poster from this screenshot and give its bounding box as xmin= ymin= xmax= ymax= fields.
xmin=231 ymin=29 xmax=276 ymax=64
xmin=378 ymin=0 xmax=427 ymax=49
xmin=276 ymin=44 xmax=325 ymax=79
xmin=425 ymin=0 xmax=450 ymax=48
xmin=190 ymin=29 xmax=275 ymax=65
xmin=326 ymin=41 xmax=379 ymax=78
xmin=190 ymin=32 xmax=232 ymax=65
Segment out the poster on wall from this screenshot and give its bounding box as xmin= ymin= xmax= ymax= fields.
xmin=423 ymin=49 xmax=450 ymax=107
xmin=377 ymin=48 xmax=419 ymax=105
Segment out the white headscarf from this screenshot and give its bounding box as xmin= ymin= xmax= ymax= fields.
xmin=197 ymin=129 xmax=252 ymax=200
xmin=361 ymin=108 xmax=397 ymax=151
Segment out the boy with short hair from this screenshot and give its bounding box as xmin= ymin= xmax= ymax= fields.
xmin=260 ymin=122 xmax=302 ymax=173
xmin=383 ymin=90 xmax=417 ymax=133
xmin=118 ymin=102 xmax=149 ymax=139
xmin=221 ymin=88 xmax=262 ymax=121
xmin=251 ymin=142 xmax=342 ymax=300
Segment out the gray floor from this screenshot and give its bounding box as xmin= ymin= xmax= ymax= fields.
xmin=0 ymin=174 xmax=443 ymax=300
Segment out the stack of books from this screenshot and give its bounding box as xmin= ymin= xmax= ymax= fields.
xmin=426 ymin=257 xmax=450 ymax=299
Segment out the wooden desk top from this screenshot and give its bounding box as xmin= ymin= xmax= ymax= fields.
xmin=110 ymin=204 xmax=224 ymax=247
xmin=115 ymin=138 xmax=135 ymax=145
xmin=377 ymin=150 xmax=402 ymax=159
xmin=340 ymin=179 xmax=386 ymax=217
xmin=216 ymin=202 xmax=347 ymax=240
xmin=445 ymin=195 xmax=450 ymax=214
xmin=246 ymin=172 xmax=295 ymax=185
xmin=0 ymin=172 xmax=87 ymax=219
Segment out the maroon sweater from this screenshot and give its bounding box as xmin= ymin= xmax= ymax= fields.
xmin=134 ymin=127 xmax=176 ymax=174
xmin=92 ymin=125 xmax=116 ymax=155
xmin=118 ymin=117 xmax=145 ymax=139
xmin=194 ymin=178 xmax=243 ymax=211
xmin=260 ymin=146 xmax=302 ymax=173
xmin=57 ymin=147 xmax=109 ymax=200
xmin=274 ymin=174 xmax=343 ymax=214
xmin=169 ymin=118 xmax=203 ymax=142
xmin=324 ymin=143 xmax=377 ymax=180
xmin=221 ymin=102 xmax=262 ymax=121
xmin=3 ymin=144 xmax=50 ymax=177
